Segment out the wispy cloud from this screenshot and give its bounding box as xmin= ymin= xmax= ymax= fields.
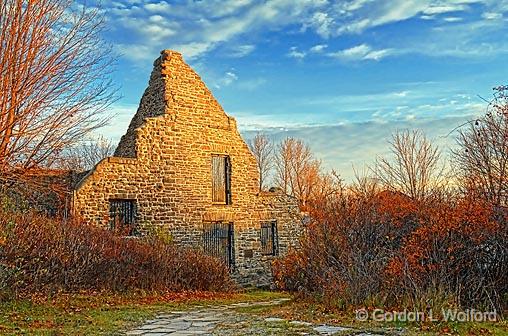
xmin=288 ymin=43 xmax=393 ymax=62
xmin=106 ymin=0 xmax=328 ymax=61
xmin=213 ymin=70 xmax=239 ymax=89
xmin=95 ymin=104 xmax=138 ymax=142
xmin=482 ymin=12 xmax=503 ymax=20
xmin=236 ymin=78 xmax=267 ymax=91
xmin=309 ymin=44 xmax=328 ymax=53
xmin=144 ymin=1 xmax=171 ymax=13
xmin=226 ymin=44 xmax=256 ymax=57
xmin=442 ymin=17 xmax=463 ymax=22
xmin=304 ymin=11 xmax=335 ymax=38
xmin=102 ymin=0 xmax=508 ymax=64
xmin=327 ymin=44 xmax=394 ymax=61
xmin=422 ymin=4 xmax=467 ymax=15
xmin=241 ymin=115 xmax=474 ymax=182
xmin=287 ymin=46 xmax=306 ymax=59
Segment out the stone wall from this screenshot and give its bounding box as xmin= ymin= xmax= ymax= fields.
xmin=73 ymin=50 xmax=303 ymax=286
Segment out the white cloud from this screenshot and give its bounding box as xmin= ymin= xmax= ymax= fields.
xmin=305 ymin=12 xmax=335 ymax=38
xmin=342 ymin=44 xmax=370 ymax=57
xmin=423 ymin=4 xmax=467 ymax=15
xmin=240 ymin=115 xmax=474 ymax=182
xmin=172 ymin=42 xmax=215 ymax=59
xmin=116 ymin=15 xmax=178 ymax=42
xmin=364 ymin=48 xmax=393 ymax=60
xmin=341 ymin=0 xmax=376 ymax=12
xmin=393 ymin=90 xmax=410 ymax=97
xmin=105 ymin=0 xmax=508 ymax=64
xmin=116 ymin=43 xmax=158 ymax=62
xmin=371 ymin=0 xmax=429 ymax=27
xmin=408 ymin=19 xmax=508 ymax=58
xmin=214 ymin=70 xmax=239 ymax=89
xmin=327 ymin=44 xmax=394 ymax=61
xmin=331 ymin=1 xmax=484 ymax=35
xmin=144 ymin=1 xmax=171 ymax=13
xmin=224 ymin=71 xmax=238 ymax=85
xmin=193 ymin=0 xmax=255 ymax=19
xmin=443 ymin=17 xmax=463 ymax=22
xmin=309 ymin=44 xmax=328 ymax=53
xmin=336 ymin=18 xmax=371 ymax=34
xmin=104 ymin=0 xmax=329 ymax=62
xmin=482 ymin=12 xmax=503 ymax=20
xmin=287 ymin=46 xmax=306 ymax=59
xmin=236 ymin=78 xmax=267 ymax=91
xmin=95 ymin=104 xmax=138 ymax=142
xmin=227 ymin=44 xmax=256 ymax=57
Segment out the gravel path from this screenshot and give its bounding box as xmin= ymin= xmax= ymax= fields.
xmin=125 ymin=298 xmax=384 ymax=336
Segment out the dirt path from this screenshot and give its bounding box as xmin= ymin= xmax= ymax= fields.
xmin=125 ymin=298 xmax=383 ymax=335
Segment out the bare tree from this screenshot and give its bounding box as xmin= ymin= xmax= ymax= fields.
xmin=373 ymin=130 xmax=444 ymax=201
xmin=311 ymin=169 xmax=344 ymax=204
xmin=453 ymin=86 xmax=508 ymax=206
xmin=274 ymin=137 xmax=324 ymax=208
xmin=248 ymin=133 xmax=273 ymax=191
xmin=289 ymin=145 xmax=320 ymax=208
xmin=62 ymin=135 xmax=115 ymax=172
xmin=350 ymin=166 xmax=380 ymax=198
xmin=274 ymin=137 xmax=293 ymax=195
xmin=0 ymin=0 xmax=116 ymax=186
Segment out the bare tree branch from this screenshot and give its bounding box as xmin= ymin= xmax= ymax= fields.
xmin=453 ymin=86 xmax=508 ymax=206
xmin=372 ymin=130 xmax=444 ymax=201
xmin=273 ymin=137 xmax=340 ymax=210
xmin=248 ymin=133 xmax=273 ymax=191
xmin=0 ymin=0 xmax=117 ymax=186
xmin=58 ymin=135 xmax=115 ymax=172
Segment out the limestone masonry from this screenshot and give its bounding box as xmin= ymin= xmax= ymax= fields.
xmin=73 ymin=50 xmax=303 ymax=286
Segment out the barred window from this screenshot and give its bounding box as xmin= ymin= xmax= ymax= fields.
xmin=203 ymin=221 xmax=234 ymax=268
xmin=260 ymin=221 xmax=278 ymax=256
xmin=211 ymin=155 xmax=231 ymax=204
xmin=109 ymin=199 xmax=136 ymax=235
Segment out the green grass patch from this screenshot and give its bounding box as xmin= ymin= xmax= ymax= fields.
xmin=0 ymin=290 xmax=285 ymax=335
xmin=240 ymin=298 xmax=508 ymax=336
xmin=2 ymin=290 xmax=503 ymax=335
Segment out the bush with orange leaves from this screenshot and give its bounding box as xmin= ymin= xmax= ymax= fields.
xmin=0 ymin=208 xmax=234 ymax=297
xmin=385 ymin=196 xmax=507 ymax=311
xmin=273 ymin=190 xmax=419 ymax=307
xmin=273 ymin=190 xmax=508 ymax=312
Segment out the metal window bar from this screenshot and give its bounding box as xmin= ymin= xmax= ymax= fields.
xmin=203 ymin=222 xmax=234 ymax=269
xmin=260 ymin=221 xmax=278 ymax=256
xmin=225 ymin=156 xmax=232 ymax=205
xmin=109 ymin=199 xmax=136 ymax=235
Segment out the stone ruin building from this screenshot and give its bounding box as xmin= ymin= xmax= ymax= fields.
xmin=72 ymin=50 xmax=303 ymax=286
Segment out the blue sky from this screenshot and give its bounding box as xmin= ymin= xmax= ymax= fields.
xmin=93 ymin=0 xmax=508 ymax=181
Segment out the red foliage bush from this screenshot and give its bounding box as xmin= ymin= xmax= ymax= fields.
xmin=0 ymin=209 xmax=234 ymax=295
xmin=273 ymin=191 xmax=508 ymax=311
xmin=385 ymin=197 xmax=507 ymax=310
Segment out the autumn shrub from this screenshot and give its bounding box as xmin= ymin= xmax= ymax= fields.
xmin=274 ymin=190 xmax=418 ymax=307
xmin=385 ymin=197 xmax=508 ymax=312
xmin=273 ymin=191 xmax=508 ymax=312
xmin=0 ymin=208 xmax=234 ymax=297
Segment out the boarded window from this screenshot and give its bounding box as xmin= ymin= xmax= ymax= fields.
xmin=260 ymin=221 xmax=278 ymax=256
xmin=203 ymin=221 xmax=234 ymax=268
xmin=212 ymin=155 xmax=231 ymax=204
xmin=109 ymin=199 xmax=136 ymax=235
